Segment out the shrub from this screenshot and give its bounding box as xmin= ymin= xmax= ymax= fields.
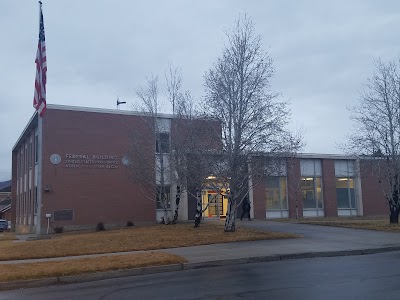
xmin=53 ymin=226 xmax=64 ymax=234
xmin=96 ymin=222 xmax=105 ymax=231
xmin=126 ymin=221 xmax=134 ymax=227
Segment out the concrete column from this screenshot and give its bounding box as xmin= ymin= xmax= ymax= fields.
xmin=287 ymin=158 xmax=302 ymax=219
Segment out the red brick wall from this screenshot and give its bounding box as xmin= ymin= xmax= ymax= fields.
xmin=252 ymin=179 xmax=265 ymax=219
xmin=322 ymin=159 xmax=337 ymax=217
xmin=360 ymin=160 xmax=388 ymax=216
xmin=40 ymin=109 xmax=157 ymax=228
xmin=287 ymin=158 xmax=302 ymax=218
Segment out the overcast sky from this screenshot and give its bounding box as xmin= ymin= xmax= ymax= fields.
xmin=1 ymin=0 xmax=400 ymax=181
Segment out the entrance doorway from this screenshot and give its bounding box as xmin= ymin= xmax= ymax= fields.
xmin=202 ymin=188 xmax=228 ymax=218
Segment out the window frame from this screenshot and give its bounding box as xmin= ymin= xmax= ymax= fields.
xmin=156 ymin=185 xmax=171 ymax=210
xmin=265 ymin=176 xmax=288 ymax=211
xmin=300 ymin=159 xmax=324 ymax=210
xmin=156 ymin=132 xmax=170 ymax=154
xmin=335 ymin=177 xmax=356 ymax=209
xmin=35 ymin=135 xmax=39 ymax=164
xmin=334 ymin=160 xmax=357 ymax=210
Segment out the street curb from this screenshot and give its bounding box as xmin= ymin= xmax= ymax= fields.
xmin=1 ymin=246 xmax=400 ymax=291
xmin=0 ymin=264 xmax=185 ymax=292
xmin=183 ymin=255 xmax=281 ymax=270
xmin=58 ymin=264 xmax=184 ymax=284
xmin=0 ymin=277 xmax=59 ymax=292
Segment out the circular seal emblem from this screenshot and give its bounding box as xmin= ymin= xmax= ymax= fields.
xmin=50 ymin=154 xmax=61 ymax=165
xmin=122 ymin=156 xmax=131 ymax=166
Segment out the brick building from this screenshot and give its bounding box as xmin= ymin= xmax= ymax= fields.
xmin=250 ymin=154 xmax=386 ymax=220
xmin=11 ymin=104 xmax=221 ymax=234
xmin=11 ymin=105 xmax=389 ymax=234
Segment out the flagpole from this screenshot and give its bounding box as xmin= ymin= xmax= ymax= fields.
xmin=39 ymin=1 xmax=42 ymax=19
xmin=36 ymin=0 xmax=44 ymax=235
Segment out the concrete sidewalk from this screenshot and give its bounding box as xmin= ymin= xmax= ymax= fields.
xmin=1 ymin=220 xmax=400 ymax=290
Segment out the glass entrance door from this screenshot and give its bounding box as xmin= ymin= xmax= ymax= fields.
xmin=202 ymin=189 xmax=227 ymax=218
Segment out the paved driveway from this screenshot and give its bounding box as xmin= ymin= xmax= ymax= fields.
xmin=241 ymin=219 xmax=400 ymax=245
xmin=161 ymin=219 xmax=400 ymax=264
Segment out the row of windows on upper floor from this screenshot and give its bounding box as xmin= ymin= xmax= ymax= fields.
xmin=300 ymin=159 xmax=355 ymax=177
xmin=268 ymin=159 xmax=355 ymax=177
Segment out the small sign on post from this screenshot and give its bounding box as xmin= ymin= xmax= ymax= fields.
xmin=45 ymin=214 xmax=51 ymax=234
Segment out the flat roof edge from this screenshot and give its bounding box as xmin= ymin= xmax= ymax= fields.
xmin=46 ymin=104 xmax=176 ymax=118
xmin=296 ymin=153 xmax=359 ymax=160
xmin=250 ymin=152 xmax=359 ymax=160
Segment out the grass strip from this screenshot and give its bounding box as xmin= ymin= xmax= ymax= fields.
xmin=0 ymin=252 xmax=186 ymax=282
xmin=0 ymin=233 xmax=16 ymax=242
xmin=0 ymin=223 xmax=299 ymax=261
xmin=296 ymin=218 xmax=400 ymax=232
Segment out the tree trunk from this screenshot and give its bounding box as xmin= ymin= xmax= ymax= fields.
xmin=224 ymin=194 xmax=236 ymax=232
xmin=172 ymin=186 xmax=181 ymax=224
xmin=163 ymin=207 xmax=169 ymax=224
xmin=390 ymin=183 xmax=399 ymax=224
xmin=194 ymin=189 xmax=202 ymax=228
xmin=389 ymin=205 xmax=399 ymax=224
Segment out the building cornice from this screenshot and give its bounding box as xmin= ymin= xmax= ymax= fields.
xmin=46 ymin=104 xmax=176 ymax=118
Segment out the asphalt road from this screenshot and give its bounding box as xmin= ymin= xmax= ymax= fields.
xmin=2 ymin=251 xmax=400 ymax=300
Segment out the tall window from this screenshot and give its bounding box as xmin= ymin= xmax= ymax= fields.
xmin=265 ymin=177 xmax=287 ymax=210
xmin=25 ymin=145 xmax=27 ymax=172
xmin=156 ymin=118 xmax=171 ymax=154
xmin=35 ymin=135 xmax=38 ymax=163
xmin=29 ymin=141 xmax=33 ymax=168
xmin=300 ymin=159 xmax=323 ymax=209
xmin=28 ymin=189 xmax=32 ymax=219
xmin=335 ymin=160 xmax=356 ymax=209
xmin=21 ymin=150 xmax=24 ymax=175
xmin=34 ymin=187 xmax=38 ymax=215
xmin=156 ymin=185 xmax=171 ymax=209
xmin=17 ymin=156 xmax=19 ymax=178
xmin=301 ymin=177 xmax=323 ymax=209
xmin=156 ymin=132 xmax=170 ymax=153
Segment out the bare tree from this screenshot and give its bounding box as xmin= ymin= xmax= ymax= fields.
xmin=127 ymin=75 xmax=173 ymax=224
xmin=129 ymin=68 xmax=221 ymax=225
xmin=203 ymin=14 xmax=302 ymax=232
xmin=169 ymin=93 xmax=220 ymax=225
xmin=348 ymin=58 xmax=400 ymax=223
xmin=164 ymin=67 xmax=220 ymax=224
xmin=165 ymin=64 xmax=183 ymax=115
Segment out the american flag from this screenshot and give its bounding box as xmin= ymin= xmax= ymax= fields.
xmin=33 ymin=3 xmax=47 ymax=117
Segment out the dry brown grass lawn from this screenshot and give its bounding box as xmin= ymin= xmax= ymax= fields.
xmin=295 ymin=217 xmax=400 ymax=232
xmin=0 ymin=232 xmax=17 ymax=242
xmin=0 ymin=223 xmax=299 ymax=261
xmin=0 ymin=252 xmax=186 ymax=282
